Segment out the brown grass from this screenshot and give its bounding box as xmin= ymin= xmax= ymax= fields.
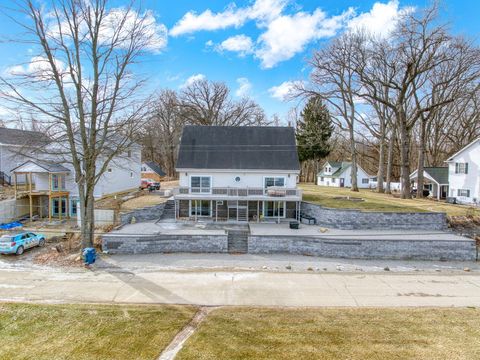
xmin=0 ymin=303 xmax=197 ymax=360
xmin=301 ymin=183 xmax=480 ymax=216
xmin=178 ymin=307 xmax=480 ymax=360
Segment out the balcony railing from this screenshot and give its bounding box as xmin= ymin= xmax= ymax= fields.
xmin=175 ymin=186 xmax=302 ymax=198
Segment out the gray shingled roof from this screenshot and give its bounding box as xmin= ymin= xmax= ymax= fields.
xmin=176 ymin=125 xmax=300 ymax=171
xmin=144 ymin=161 xmax=166 ymax=176
xmin=424 ymin=167 xmax=449 ymax=184
xmin=11 ymin=160 xmax=70 ymax=173
xmin=0 ymin=127 xmax=49 ymax=146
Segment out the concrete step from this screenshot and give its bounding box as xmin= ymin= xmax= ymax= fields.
xmin=227 ymin=230 xmax=249 ymax=254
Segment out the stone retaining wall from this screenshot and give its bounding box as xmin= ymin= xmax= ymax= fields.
xmin=248 ymin=235 xmax=476 ymax=261
xmin=120 ymin=203 xmax=165 ymax=225
xmin=301 ymin=202 xmax=447 ymax=230
xmin=102 ymin=233 xmax=228 ymax=254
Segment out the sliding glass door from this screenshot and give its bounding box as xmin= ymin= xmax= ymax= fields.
xmin=190 ymin=200 xmax=211 ymax=217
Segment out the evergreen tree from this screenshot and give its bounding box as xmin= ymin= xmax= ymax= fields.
xmin=296 ymin=96 xmax=333 ymax=164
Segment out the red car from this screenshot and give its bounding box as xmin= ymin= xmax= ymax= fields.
xmin=140 ymin=178 xmax=160 ymax=190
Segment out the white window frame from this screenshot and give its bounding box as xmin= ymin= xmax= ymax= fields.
xmin=189 ymin=200 xmax=212 ymax=217
xmin=362 ymin=178 xmax=369 ymax=184
xmin=457 ymin=189 xmax=470 ymax=197
xmin=263 ymin=176 xmax=286 ymax=188
xmin=190 ymin=175 xmax=212 ymax=194
xmin=455 ymin=162 xmax=468 ymax=174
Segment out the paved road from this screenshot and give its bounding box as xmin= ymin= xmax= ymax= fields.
xmin=1 ymin=267 xmax=480 ymax=307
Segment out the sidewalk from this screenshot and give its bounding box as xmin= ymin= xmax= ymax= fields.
xmin=1 ymin=264 xmax=480 ymax=307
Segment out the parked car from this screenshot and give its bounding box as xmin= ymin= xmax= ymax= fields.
xmin=0 ymin=232 xmax=46 ymax=255
xmin=140 ymin=178 xmax=160 ymax=190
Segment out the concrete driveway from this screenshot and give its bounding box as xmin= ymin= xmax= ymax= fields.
xmin=1 ymin=263 xmax=480 ymax=307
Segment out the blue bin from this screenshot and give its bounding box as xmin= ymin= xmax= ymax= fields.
xmin=83 ymin=248 xmax=96 ymax=265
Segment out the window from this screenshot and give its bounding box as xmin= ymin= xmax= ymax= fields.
xmin=264 ymin=177 xmax=285 ymax=188
xmin=457 ymin=189 xmax=470 ymax=197
xmin=455 ymin=162 xmax=468 ymax=174
xmin=332 ymin=178 xmax=336 ymax=183
xmin=127 ymin=150 xmax=132 ymax=158
xmin=362 ymin=178 xmax=369 ymax=184
xmin=130 ymin=171 xmax=133 ymax=178
xmin=70 ymin=199 xmax=78 ymax=216
xmin=191 ymin=176 xmax=211 ymax=193
xmin=108 ymin=168 xmax=112 ymax=173
xmin=141 ymin=166 xmax=147 ymax=171
xmin=320 ymin=177 xmax=324 ymax=181
xmin=263 ymin=201 xmax=285 ymax=217
xmin=51 ymin=174 xmax=66 ymax=191
xmin=190 ymin=200 xmax=211 ymax=216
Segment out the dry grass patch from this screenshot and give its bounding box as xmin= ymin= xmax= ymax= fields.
xmin=178 ymin=307 xmax=480 ymax=360
xmin=121 ymin=194 xmax=167 ymax=210
xmin=300 ymin=184 xmax=480 ymax=216
xmin=0 ymin=303 xmax=197 ymax=360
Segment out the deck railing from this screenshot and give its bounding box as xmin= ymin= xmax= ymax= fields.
xmin=175 ymin=186 xmax=302 ymax=198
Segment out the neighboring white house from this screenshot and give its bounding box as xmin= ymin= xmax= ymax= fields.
xmin=409 ymin=167 xmax=449 ymax=200
xmin=11 ymin=144 xmax=141 ymax=220
xmin=0 ymin=127 xmax=49 ymax=185
xmin=173 ymin=125 xmax=302 ymax=222
xmin=445 ymin=137 xmax=480 ymax=205
xmin=317 ymin=161 xmax=371 ymax=188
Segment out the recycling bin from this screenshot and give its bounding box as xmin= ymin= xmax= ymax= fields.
xmin=83 ymin=247 xmax=96 ymax=265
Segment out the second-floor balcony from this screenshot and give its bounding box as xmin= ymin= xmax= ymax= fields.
xmin=174 ymin=186 xmax=302 ymax=200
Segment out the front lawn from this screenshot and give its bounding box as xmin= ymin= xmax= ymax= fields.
xmin=0 ymin=303 xmax=197 ymax=360
xmin=178 ymin=307 xmax=480 ymax=360
xmin=300 ymin=183 xmax=480 ymax=216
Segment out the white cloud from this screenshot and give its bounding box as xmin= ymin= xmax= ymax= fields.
xmin=170 ymin=0 xmax=287 ymax=36
xmin=268 ymin=80 xmax=302 ymax=101
xmin=180 ymin=73 xmax=206 ymax=88
xmin=347 ymin=0 xmax=414 ymax=37
xmin=218 ymin=35 xmax=253 ymax=56
xmin=47 ymin=7 xmax=167 ymax=53
xmin=235 ymin=77 xmax=252 ymax=97
xmin=256 ymin=9 xmax=353 ymax=68
xmin=5 ymin=56 xmax=66 ymax=80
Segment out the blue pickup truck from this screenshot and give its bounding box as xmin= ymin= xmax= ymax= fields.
xmin=0 ymin=232 xmax=46 ymax=255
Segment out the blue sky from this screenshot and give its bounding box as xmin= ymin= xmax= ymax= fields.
xmin=1 ymin=0 xmax=479 ymax=121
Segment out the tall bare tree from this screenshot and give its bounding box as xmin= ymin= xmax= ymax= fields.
xmin=142 ymin=90 xmax=183 ymax=178
xmin=307 ymin=33 xmax=362 ymax=192
xmin=179 ymin=79 xmax=266 ymax=126
xmin=0 ymin=0 xmax=160 ymax=247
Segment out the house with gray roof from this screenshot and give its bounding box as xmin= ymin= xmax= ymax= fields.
xmin=317 ymin=161 xmax=371 ymax=188
xmin=0 ymin=127 xmax=49 ymax=184
xmin=173 ymin=125 xmax=302 ymax=222
xmin=409 ymin=167 xmax=449 ymax=200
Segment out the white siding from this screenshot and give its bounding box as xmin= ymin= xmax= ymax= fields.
xmin=448 ymin=141 xmax=480 ymax=204
xmin=179 ymin=170 xmax=298 ymax=188
xmin=316 ymin=166 xmax=371 ymax=188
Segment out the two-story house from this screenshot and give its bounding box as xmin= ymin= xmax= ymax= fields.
xmin=11 ymin=143 xmax=142 ymax=221
xmin=173 ymin=125 xmax=302 ymax=222
xmin=445 ymin=137 xmax=480 ymax=204
xmin=317 ymin=161 xmax=371 ymax=188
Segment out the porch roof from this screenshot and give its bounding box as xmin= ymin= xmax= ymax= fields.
xmin=12 ymin=160 xmax=70 ymax=174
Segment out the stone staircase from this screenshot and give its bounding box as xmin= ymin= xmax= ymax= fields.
xmin=159 ymin=199 xmax=176 ymax=220
xmin=227 ymin=229 xmax=249 ymax=254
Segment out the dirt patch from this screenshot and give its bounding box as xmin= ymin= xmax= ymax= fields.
xmin=448 ymin=215 xmax=480 ymax=239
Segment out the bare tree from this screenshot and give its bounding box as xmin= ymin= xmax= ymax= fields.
xmin=142 ymin=90 xmax=183 ymax=178
xmin=353 ymin=4 xmax=462 ymax=198
xmin=307 ymin=33 xmax=362 ymax=192
xmin=0 ymin=0 xmax=159 ymax=248
xmin=179 ymin=79 xmax=267 ymax=126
